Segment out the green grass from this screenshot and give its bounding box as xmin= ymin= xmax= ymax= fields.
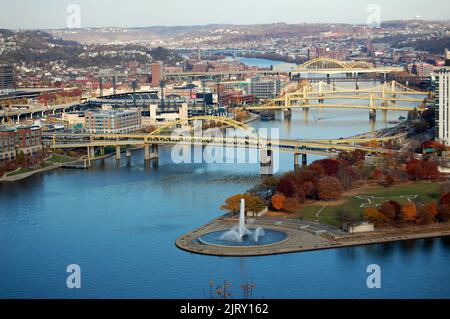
xmin=299 ymin=182 xmax=441 ymax=228
xmin=45 ymin=154 xmax=74 ymax=163
xmin=7 ymin=167 xmax=38 ymax=177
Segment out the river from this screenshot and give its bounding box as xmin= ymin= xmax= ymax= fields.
xmin=1 ymin=69 xmax=449 ymax=299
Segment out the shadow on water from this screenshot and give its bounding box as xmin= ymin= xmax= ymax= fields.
xmin=440 ymin=236 xmax=450 ymax=247
xmin=336 ymin=241 xmax=398 ymax=261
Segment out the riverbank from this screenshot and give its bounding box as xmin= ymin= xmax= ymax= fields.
xmin=176 ymin=215 xmax=450 ymax=257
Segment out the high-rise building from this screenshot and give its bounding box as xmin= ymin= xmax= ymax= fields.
xmin=0 ymin=65 xmax=15 ymax=90
xmin=435 ymin=68 xmax=450 ymax=144
xmin=445 ymin=49 xmax=450 ymax=67
xmin=151 ymin=62 xmax=164 ymax=87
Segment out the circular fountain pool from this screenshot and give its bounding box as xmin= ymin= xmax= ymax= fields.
xmin=198 ymin=229 xmax=288 ymax=247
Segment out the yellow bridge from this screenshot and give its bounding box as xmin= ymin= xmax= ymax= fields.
xmin=245 ymin=80 xmax=429 ymax=116
xmin=48 ymin=116 xmax=408 ymax=174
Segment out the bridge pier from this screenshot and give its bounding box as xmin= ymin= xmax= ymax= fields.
xmin=115 ymin=146 xmax=121 ymax=161
xmin=152 ymin=144 xmax=159 ymax=158
xmin=260 ymin=149 xmax=274 ymax=176
xmin=284 ymin=109 xmax=292 ymax=120
xmin=144 ymin=144 xmax=151 ymax=161
xmin=302 ymin=154 xmax=307 ymax=168
xmin=369 ymin=110 xmax=376 ymax=121
xmin=382 ymin=110 xmax=388 ymax=122
xmin=100 ymin=146 xmax=105 ymax=156
xmin=126 ymin=146 xmax=132 ymax=158
xmin=303 ymin=108 xmax=309 ymax=122
xmin=89 ymin=146 xmax=95 ymax=159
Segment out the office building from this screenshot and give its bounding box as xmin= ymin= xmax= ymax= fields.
xmin=84 ymin=109 xmax=142 ymax=134
xmin=0 ymin=126 xmax=17 ymax=162
xmin=0 ymin=125 xmax=42 ymax=162
xmin=0 ymin=65 xmax=15 ymax=90
xmin=16 ymin=125 xmax=43 ymax=156
xmin=445 ymin=49 xmax=450 ymax=67
xmin=247 ymin=78 xmax=281 ymax=99
xmin=151 ymin=62 xmax=164 ymax=87
xmin=435 ymin=68 xmax=450 ymax=144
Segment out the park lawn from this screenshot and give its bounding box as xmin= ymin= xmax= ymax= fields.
xmin=45 ymin=154 xmax=74 ymax=163
xmin=298 ymin=182 xmax=441 ymax=228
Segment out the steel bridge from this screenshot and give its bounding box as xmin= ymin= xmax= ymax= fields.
xmin=48 ymin=116 xmax=407 ymax=174
xmin=245 ymin=80 xmax=429 ymax=116
xmin=293 ymin=57 xmax=404 ymax=75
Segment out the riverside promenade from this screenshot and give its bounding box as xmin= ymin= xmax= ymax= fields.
xmin=176 ymin=215 xmax=450 ymax=257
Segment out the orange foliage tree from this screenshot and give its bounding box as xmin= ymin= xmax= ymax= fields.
xmin=317 ymin=177 xmax=343 ymax=200
xmin=400 ymin=202 xmax=417 ymax=223
xmin=363 ymin=208 xmax=389 ymax=227
xmin=271 ymin=194 xmax=286 ymax=211
xmin=220 ymin=194 xmax=266 ymax=216
xmin=284 ymin=197 xmax=301 ymax=212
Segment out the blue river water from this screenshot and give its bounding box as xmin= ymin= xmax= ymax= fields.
xmin=1 ymin=68 xmax=450 ymax=299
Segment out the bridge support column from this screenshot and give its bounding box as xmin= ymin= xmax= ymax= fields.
xmin=89 ymin=146 xmax=95 ymax=159
xmin=302 ymin=154 xmax=307 ymax=168
xmin=115 ymin=146 xmax=121 ymax=161
xmin=382 ymin=110 xmax=388 ymax=122
xmin=303 ymin=108 xmax=309 ymax=122
xmin=369 ymin=110 xmax=376 ymax=121
xmin=126 ymin=146 xmax=132 ymax=158
xmin=100 ymin=146 xmax=105 ymax=156
xmin=152 ymin=144 xmax=159 ymax=158
xmin=294 ymin=153 xmax=300 ymax=171
xmin=260 ymin=149 xmax=274 ymax=176
xmin=144 ymin=143 xmax=151 ymax=161
xmin=284 ymin=109 xmax=292 ymax=120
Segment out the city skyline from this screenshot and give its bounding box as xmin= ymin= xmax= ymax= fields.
xmin=1 ymin=0 xmax=450 ymax=29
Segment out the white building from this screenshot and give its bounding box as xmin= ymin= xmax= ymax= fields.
xmin=84 ymin=109 xmax=142 ymax=134
xmin=247 ymin=77 xmax=281 ymax=99
xmin=344 ymin=222 xmax=375 ymax=234
xmin=435 ymin=68 xmax=450 ymax=145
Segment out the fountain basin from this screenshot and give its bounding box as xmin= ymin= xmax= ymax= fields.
xmin=198 ymin=229 xmax=288 ymax=247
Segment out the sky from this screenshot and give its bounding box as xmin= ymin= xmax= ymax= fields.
xmin=1 ymin=0 xmax=450 ymax=29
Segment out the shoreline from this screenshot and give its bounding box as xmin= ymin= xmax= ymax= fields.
xmin=175 ymin=216 xmax=450 ymax=257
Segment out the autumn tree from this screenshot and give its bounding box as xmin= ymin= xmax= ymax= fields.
xmin=379 ymin=201 xmax=402 ymax=221
xmin=417 ymin=205 xmax=436 ymax=225
xmin=400 ymin=202 xmax=417 ymax=223
xmin=276 ymin=174 xmax=297 ymax=197
xmin=384 ymin=174 xmax=395 ymax=187
xmin=317 ymin=177 xmax=343 ymax=201
xmin=271 ymin=194 xmax=286 ymax=211
xmin=421 ymin=160 xmax=439 ymax=181
xmin=283 ymin=197 xmax=301 ymax=212
xmin=221 ymin=194 xmax=266 ymax=216
xmin=406 ymin=159 xmax=423 ymax=181
xmin=363 ymin=208 xmax=389 ymax=227
xmin=310 ymin=159 xmax=340 ymax=177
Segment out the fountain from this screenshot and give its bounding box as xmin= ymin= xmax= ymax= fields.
xmin=198 ymin=199 xmax=287 ymax=247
